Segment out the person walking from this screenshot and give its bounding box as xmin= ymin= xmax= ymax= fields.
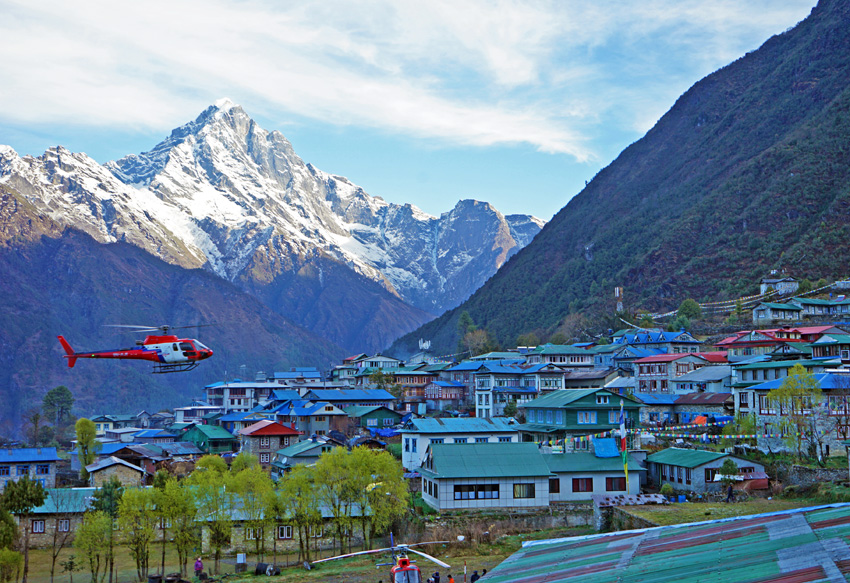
xmin=482 ymin=569 xmax=487 ymax=577
xmin=194 ymin=558 xmax=203 ymax=579
xmin=726 ymin=483 xmax=734 ymax=503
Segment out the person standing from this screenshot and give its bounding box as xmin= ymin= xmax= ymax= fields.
xmin=194 ymin=558 xmax=203 ymax=578
xmin=433 ymin=571 xmax=440 ymax=583
xmin=471 ymin=571 xmax=480 ymax=583
xmin=447 ymin=575 xmax=455 ymax=583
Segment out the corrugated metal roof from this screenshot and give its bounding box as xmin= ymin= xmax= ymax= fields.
xmin=426 ymin=442 xmax=552 ymax=479
xmin=543 ymin=451 xmax=645 ymax=473
xmin=484 ymin=504 xmax=850 ymax=583
xmin=0 ymin=447 xmax=61 ymax=463
xmin=402 ymin=417 xmax=520 ymax=434
xmin=645 ymin=447 xmax=727 ymax=468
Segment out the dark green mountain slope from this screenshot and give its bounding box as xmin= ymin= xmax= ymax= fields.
xmin=0 ymin=185 xmax=345 ymax=436
xmin=390 ymin=0 xmax=850 ymax=357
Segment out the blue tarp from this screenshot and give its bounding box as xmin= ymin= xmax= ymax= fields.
xmin=369 ymin=427 xmax=400 ymax=438
xmin=593 ymin=437 xmax=620 ymax=458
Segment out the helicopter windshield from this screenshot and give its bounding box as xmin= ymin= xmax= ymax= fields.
xmin=394 ymin=570 xmax=421 ymax=583
xmin=194 ymin=341 xmax=210 ymax=351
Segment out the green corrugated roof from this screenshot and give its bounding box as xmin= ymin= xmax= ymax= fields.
xmin=424 ymin=442 xmax=552 ymax=479
xmin=543 ymin=452 xmax=645 ymax=473
xmin=528 ymin=344 xmax=591 ymax=355
xmin=522 ymin=388 xmax=643 ymax=409
xmin=188 ymin=425 xmax=236 ymax=440
xmin=758 ymin=302 xmax=802 ymax=310
xmin=343 ymin=405 xmax=400 ymax=418
xmin=645 ymin=447 xmax=726 ymax=468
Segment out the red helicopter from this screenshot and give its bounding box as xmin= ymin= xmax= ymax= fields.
xmin=58 ymin=325 xmax=214 ymax=373
xmin=312 ymin=535 xmax=451 ymax=583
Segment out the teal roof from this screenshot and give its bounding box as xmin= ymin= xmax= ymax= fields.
xmin=187 ymin=425 xmax=237 ymax=440
xmin=275 ymin=439 xmax=338 ymax=457
xmin=543 ymin=452 xmax=645 ymax=473
xmin=759 ymin=302 xmax=802 ymax=310
xmin=645 ymin=447 xmax=727 ymax=468
xmin=483 ymin=504 xmax=850 ymax=583
xmin=402 ymin=417 xmax=520 ymax=435
xmin=421 ymin=442 xmax=551 ymax=479
xmin=528 ymin=344 xmax=591 ymax=355
xmin=32 ymin=488 xmax=97 ymax=514
xmin=522 ymin=388 xmax=643 ymax=409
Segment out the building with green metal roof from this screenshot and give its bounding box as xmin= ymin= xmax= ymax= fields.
xmin=517 ymin=388 xmax=642 ymax=450
xmin=544 ymin=450 xmax=644 ymax=501
xmin=182 ymin=424 xmax=238 ymax=454
xmin=645 ymin=447 xmax=765 ymax=493
xmin=418 ymin=442 xmax=553 ymax=511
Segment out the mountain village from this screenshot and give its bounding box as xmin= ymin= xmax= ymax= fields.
xmin=5 ymin=275 xmax=850 ymax=581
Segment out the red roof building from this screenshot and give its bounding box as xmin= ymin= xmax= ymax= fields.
xmin=239 ymin=420 xmax=302 ymax=468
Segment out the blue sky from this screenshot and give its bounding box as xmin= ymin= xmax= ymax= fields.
xmin=0 ymin=1 xmax=817 ymax=220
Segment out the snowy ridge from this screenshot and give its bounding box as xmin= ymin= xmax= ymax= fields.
xmin=1 ymin=101 xmax=544 ymax=316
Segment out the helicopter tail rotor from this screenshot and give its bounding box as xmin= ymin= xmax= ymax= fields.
xmin=57 ymin=336 xmax=78 ymax=368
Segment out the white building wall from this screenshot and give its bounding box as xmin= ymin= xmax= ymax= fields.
xmin=422 ymin=476 xmax=550 ymax=511
xmin=548 ymin=472 xmax=639 ymax=502
xmin=401 ymin=432 xmax=518 ymax=470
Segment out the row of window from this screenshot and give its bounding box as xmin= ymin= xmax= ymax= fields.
xmin=448 ymin=477 xmax=627 ymax=499
xmin=0 ymin=465 xmax=50 ymax=476
xmin=245 ymin=525 xmax=322 ymax=540
xmin=403 ymin=436 xmax=513 ymax=452
xmin=32 ymin=519 xmax=69 ymax=533
xmin=526 ymin=409 xmax=621 ymax=425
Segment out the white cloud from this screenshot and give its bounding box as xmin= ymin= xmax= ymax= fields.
xmin=0 ymin=0 xmax=817 ymax=160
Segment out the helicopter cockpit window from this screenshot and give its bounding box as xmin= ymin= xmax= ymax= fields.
xmin=194 ymin=341 xmax=210 ymax=351
xmin=179 ymin=342 xmax=193 ymax=351
xmin=395 ymin=571 xmax=421 ymax=583
xmin=173 ymin=344 xmax=178 ymax=351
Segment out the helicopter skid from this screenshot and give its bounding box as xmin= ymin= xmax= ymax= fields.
xmin=153 ymin=361 xmax=200 ymax=374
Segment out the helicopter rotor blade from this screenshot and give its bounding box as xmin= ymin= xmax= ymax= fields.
xmin=311 ymin=547 xmax=393 ymax=565
xmin=406 ymin=548 xmax=450 ymax=569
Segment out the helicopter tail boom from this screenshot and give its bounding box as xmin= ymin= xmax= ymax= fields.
xmin=57 ymin=336 xmax=78 ymax=368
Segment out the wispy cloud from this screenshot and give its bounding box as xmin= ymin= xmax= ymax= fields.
xmin=0 ymin=0 xmax=816 ymax=160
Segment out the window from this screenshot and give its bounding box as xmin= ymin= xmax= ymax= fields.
xmin=705 ymin=468 xmax=717 ymax=482
xmin=606 ymin=477 xmax=626 ymax=492
xmin=260 ymin=453 xmax=270 ymax=463
xmin=454 ymin=438 xmax=468 ymax=444
xmin=367 ymin=419 xmax=378 ymax=427
xmin=17 ymin=465 xmax=29 ymax=476
xmin=555 ymin=411 xmax=564 ymax=424
xmin=0 ymin=466 xmax=8 ymax=476
xmin=498 ymin=436 xmax=512 ymax=442
xmin=404 ymin=438 xmax=410 ymax=452
xmin=739 ymin=466 xmax=755 ymax=474
xmin=309 ymin=525 xmax=323 ymax=538
xmin=259 ymin=437 xmax=271 ymax=448
xmin=58 ymin=519 xmax=70 ymax=532
xmin=453 ymin=484 xmax=499 ymax=500
xmin=661 ymin=465 xmax=668 ymax=480
xmin=608 ymin=411 xmax=619 ymax=424
xmin=577 ymin=411 xmax=597 ymax=424
xmin=412 ymin=440 xmax=417 ymax=453
xmin=549 ymin=478 xmax=560 ymax=494
xmin=36 ymin=465 xmax=50 ymax=475
xmin=513 ymin=483 xmax=535 ymax=499
xmin=475 ymin=437 xmax=487 ymax=443
xmin=572 ymin=478 xmax=592 ymax=492
xmin=246 ymin=527 xmax=262 ymax=540
xmin=545 ymin=411 xmax=553 ymax=424
xmin=277 ymin=525 xmax=293 ymax=539
xmin=739 ymin=392 xmax=749 ymax=407
xmin=685 ymin=468 xmax=692 ymax=485
xmin=677 ymin=467 xmax=683 ymax=483
xmin=32 ymin=520 xmax=45 ymax=534
xmin=430 ymin=438 xmax=444 ymax=445
xmin=596 ymin=395 xmax=610 ymax=405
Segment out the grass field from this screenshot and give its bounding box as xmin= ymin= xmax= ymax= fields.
xmin=618 ymin=498 xmax=818 ymax=526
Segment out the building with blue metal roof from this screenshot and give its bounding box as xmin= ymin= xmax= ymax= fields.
xmin=400 ymin=416 xmax=521 ymax=471
xmin=0 ymin=447 xmax=62 ymax=491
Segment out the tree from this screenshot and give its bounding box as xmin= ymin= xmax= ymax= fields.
xmin=278 ymin=465 xmax=321 ymax=563
xmin=502 ymin=400 xmax=518 ymax=418
xmin=720 ymin=414 xmax=758 ymax=448
xmin=186 ymin=461 xmax=232 ymax=573
xmin=677 ymin=299 xmax=702 ymax=321
xmin=355 ymin=449 xmax=408 ymax=549
xmin=1 ymin=476 xmax=46 ymax=583
xmin=0 ymin=549 xmax=22 ymax=583
xmin=369 ymin=370 xmax=403 ymax=400
xmin=230 ymin=452 xmax=259 ymax=474
xmin=313 ymin=448 xmax=356 ymax=554
xmin=90 ymin=477 xmax=124 ymax=583
xmin=75 ymin=418 xmax=101 ymax=482
xmin=230 ymin=465 xmax=273 ymax=560
xmin=457 ymin=311 xmax=476 ymax=336
xmin=163 ymin=481 xmax=197 ymax=577
xmin=45 ymin=488 xmax=78 ymax=583
xmin=75 ymin=511 xmax=111 ymax=583
xmin=767 ymin=363 xmax=822 ymax=460
xmin=42 ymin=386 xmax=74 ymax=427
xmin=0 ymin=508 xmax=17 ymax=551
xmin=718 ymin=459 xmax=739 ymax=487
xmin=23 ymin=410 xmax=53 ymax=448
xmin=462 ymin=329 xmax=493 ymax=357
xmin=666 ymin=315 xmax=690 ymax=332
xmin=515 ymin=332 xmax=540 ymax=347
xmin=118 ymin=488 xmax=158 ymax=582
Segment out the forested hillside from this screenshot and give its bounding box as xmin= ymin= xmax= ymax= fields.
xmin=390 ymin=0 xmax=850 ymax=357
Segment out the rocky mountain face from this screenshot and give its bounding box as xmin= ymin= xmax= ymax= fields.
xmin=0 ymin=182 xmax=346 ymax=435
xmin=0 ymin=101 xmax=543 ymax=353
xmin=391 ymin=0 xmax=850 ymax=357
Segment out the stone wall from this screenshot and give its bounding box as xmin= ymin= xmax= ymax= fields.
xmin=787 ymin=465 xmax=849 ymax=488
